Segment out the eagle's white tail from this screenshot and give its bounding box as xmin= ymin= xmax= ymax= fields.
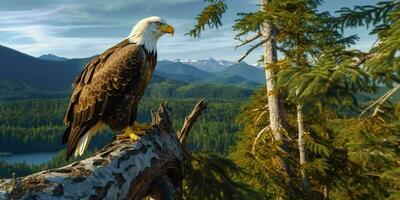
xmin=74 ymin=122 xmax=104 ymax=157
xmin=74 ymin=132 xmax=92 ymax=157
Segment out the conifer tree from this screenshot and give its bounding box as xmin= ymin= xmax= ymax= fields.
xmin=189 ymin=0 xmax=400 ymax=199
xmin=330 ymin=1 xmax=400 ymax=198
xmin=187 ymin=2 xmax=294 ymax=198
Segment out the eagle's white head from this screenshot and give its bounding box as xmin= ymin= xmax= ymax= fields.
xmin=128 ymin=16 xmax=174 ymax=53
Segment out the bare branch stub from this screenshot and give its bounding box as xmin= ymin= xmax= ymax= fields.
xmin=238 ymin=37 xmax=270 ymax=62
xmin=152 ymin=102 xmax=173 ymax=133
xmin=359 ymin=85 xmax=400 ymax=118
xmin=235 ymin=32 xmax=262 ymax=49
xmin=178 ymin=99 xmax=208 ymax=147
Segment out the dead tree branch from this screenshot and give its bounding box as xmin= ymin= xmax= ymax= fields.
xmin=252 ymin=126 xmax=270 ymax=162
xmin=238 ymin=37 xmax=270 ymax=62
xmin=0 ymin=101 xmax=206 ymax=200
xmin=372 ymin=85 xmax=400 ymax=117
xmin=359 ymin=85 xmax=400 ymax=117
xmin=178 ymin=99 xmax=208 ymax=146
xmin=234 ymin=32 xmax=262 ymax=49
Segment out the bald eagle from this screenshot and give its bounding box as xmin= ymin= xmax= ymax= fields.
xmin=62 ymin=16 xmax=174 ymax=160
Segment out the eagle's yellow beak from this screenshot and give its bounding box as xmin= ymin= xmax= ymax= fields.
xmin=160 ymin=24 xmax=174 ymax=35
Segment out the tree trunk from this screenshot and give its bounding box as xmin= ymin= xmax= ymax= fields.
xmin=323 ymin=185 xmax=329 ymax=200
xmin=0 ymin=101 xmax=207 ymax=200
xmin=260 ymin=0 xmax=291 ymax=177
xmin=260 ymin=1 xmax=294 ymax=198
xmin=297 ymin=103 xmax=310 ymax=197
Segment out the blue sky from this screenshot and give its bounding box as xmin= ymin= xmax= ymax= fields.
xmin=0 ymin=0 xmax=379 ymax=64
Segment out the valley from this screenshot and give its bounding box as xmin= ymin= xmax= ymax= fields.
xmin=0 ymin=45 xmax=259 ymax=178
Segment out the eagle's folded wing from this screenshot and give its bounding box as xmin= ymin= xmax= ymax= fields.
xmin=62 ymin=41 xmax=144 ymax=159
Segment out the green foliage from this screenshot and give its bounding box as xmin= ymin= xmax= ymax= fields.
xmin=229 ymin=89 xmax=295 ymax=198
xmin=233 ymin=11 xmax=263 ymax=37
xmin=336 ymin=1 xmax=400 ymax=29
xmin=0 ymin=99 xmax=112 ymax=153
xmin=278 ymin=48 xmax=375 ymax=114
xmin=337 ymin=1 xmax=400 ymax=86
xmin=186 ymin=0 xmax=227 ymax=38
xmin=0 ymin=96 xmax=244 ymax=155
xmin=183 ymin=153 xmax=260 ymax=200
xmin=188 ymin=0 xmax=400 ymax=199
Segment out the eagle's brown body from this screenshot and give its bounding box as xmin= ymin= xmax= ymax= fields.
xmin=62 ymin=39 xmax=157 ymax=159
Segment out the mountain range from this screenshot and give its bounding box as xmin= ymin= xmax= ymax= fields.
xmin=0 ymin=45 xmax=265 ymax=92
xmin=173 ymin=58 xmax=236 ymax=72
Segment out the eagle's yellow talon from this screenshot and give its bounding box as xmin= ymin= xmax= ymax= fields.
xmin=115 ymin=123 xmax=152 ymax=141
xmin=128 ymin=133 xmax=140 ymax=141
xmin=125 ymin=127 xmax=146 ymax=141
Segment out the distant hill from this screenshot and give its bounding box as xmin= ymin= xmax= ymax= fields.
xmin=145 ymin=80 xmax=255 ymax=100
xmin=0 ymin=45 xmax=83 ymax=90
xmin=0 ymin=45 xmax=263 ymax=93
xmin=174 ymin=83 xmax=254 ymax=100
xmin=215 ymin=62 xmax=265 ymax=84
xmin=154 ymin=71 xmax=204 ymax=83
xmin=156 ymin=60 xmax=213 ymax=80
xmin=38 ymin=54 xmax=68 ymax=62
xmin=203 ymin=75 xmax=260 ymax=87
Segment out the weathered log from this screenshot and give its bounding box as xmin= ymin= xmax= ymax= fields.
xmin=0 ymin=101 xmax=206 ymax=200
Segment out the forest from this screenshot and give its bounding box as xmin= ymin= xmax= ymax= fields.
xmin=185 ymin=0 xmax=400 ymax=199
xmin=1 ymin=0 xmax=400 ymax=199
xmin=0 ymin=81 xmax=249 ymax=178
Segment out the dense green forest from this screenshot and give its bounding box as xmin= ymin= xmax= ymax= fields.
xmin=0 ymin=80 xmax=251 ymax=178
xmin=0 ymin=79 xmax=253 ymax=154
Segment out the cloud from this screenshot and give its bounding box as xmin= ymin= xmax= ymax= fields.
xmin=102 ymin=0 xmax=197 ymax=11
xmin=0 ymin=0 xmax=261 ymax=61
xmin=0 ymin=0 xmax=375 ymax=63
xmin=0 ymin=7 xmax=62 ymax=25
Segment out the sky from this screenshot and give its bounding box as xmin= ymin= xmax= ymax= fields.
xmin=0 ymin=0 xmax=379 ymax=64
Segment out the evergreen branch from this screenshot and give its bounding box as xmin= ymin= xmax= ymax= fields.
xmin=238 ymin=37 xmax=270 ymax=62
xmin=233 ymin=11 xmax=264 ymax=37
xmin=234 ymin=32 xmax=262 ymax=49
xmin=186 ymin=0 xmax=227 ymax=38
xmin=336 ymin=1 xmax=400 ymax=29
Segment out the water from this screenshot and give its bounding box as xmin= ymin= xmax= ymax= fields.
xmin=0 ymin=152 xmax=58 ymax=165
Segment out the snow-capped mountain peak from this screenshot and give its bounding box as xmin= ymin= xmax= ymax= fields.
xmin=173 ymin=58 xmax=236 ymax=72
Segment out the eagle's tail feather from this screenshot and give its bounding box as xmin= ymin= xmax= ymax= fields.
xmin=65 ymin=125 xmax=91 ymax=160
xmin=74 ymin=131 xmax=92 ymax=157
xmin=71 ymin=122 xmax=105 ymax=159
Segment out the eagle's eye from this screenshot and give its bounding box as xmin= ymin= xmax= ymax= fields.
xmin=154 ymin=21 xmax=163 ymax=26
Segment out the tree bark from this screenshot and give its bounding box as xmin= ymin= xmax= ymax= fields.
xmin=0 ymin=101 xmax=206 ymax=200
xmin=297 ymin=103 xmax=310 ymax=197
xmin=260 ymin=0 xmax=291 ymax=177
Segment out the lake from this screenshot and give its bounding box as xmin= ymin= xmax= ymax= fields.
xmin=0 ymin=152 xmax=58 ymax=165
